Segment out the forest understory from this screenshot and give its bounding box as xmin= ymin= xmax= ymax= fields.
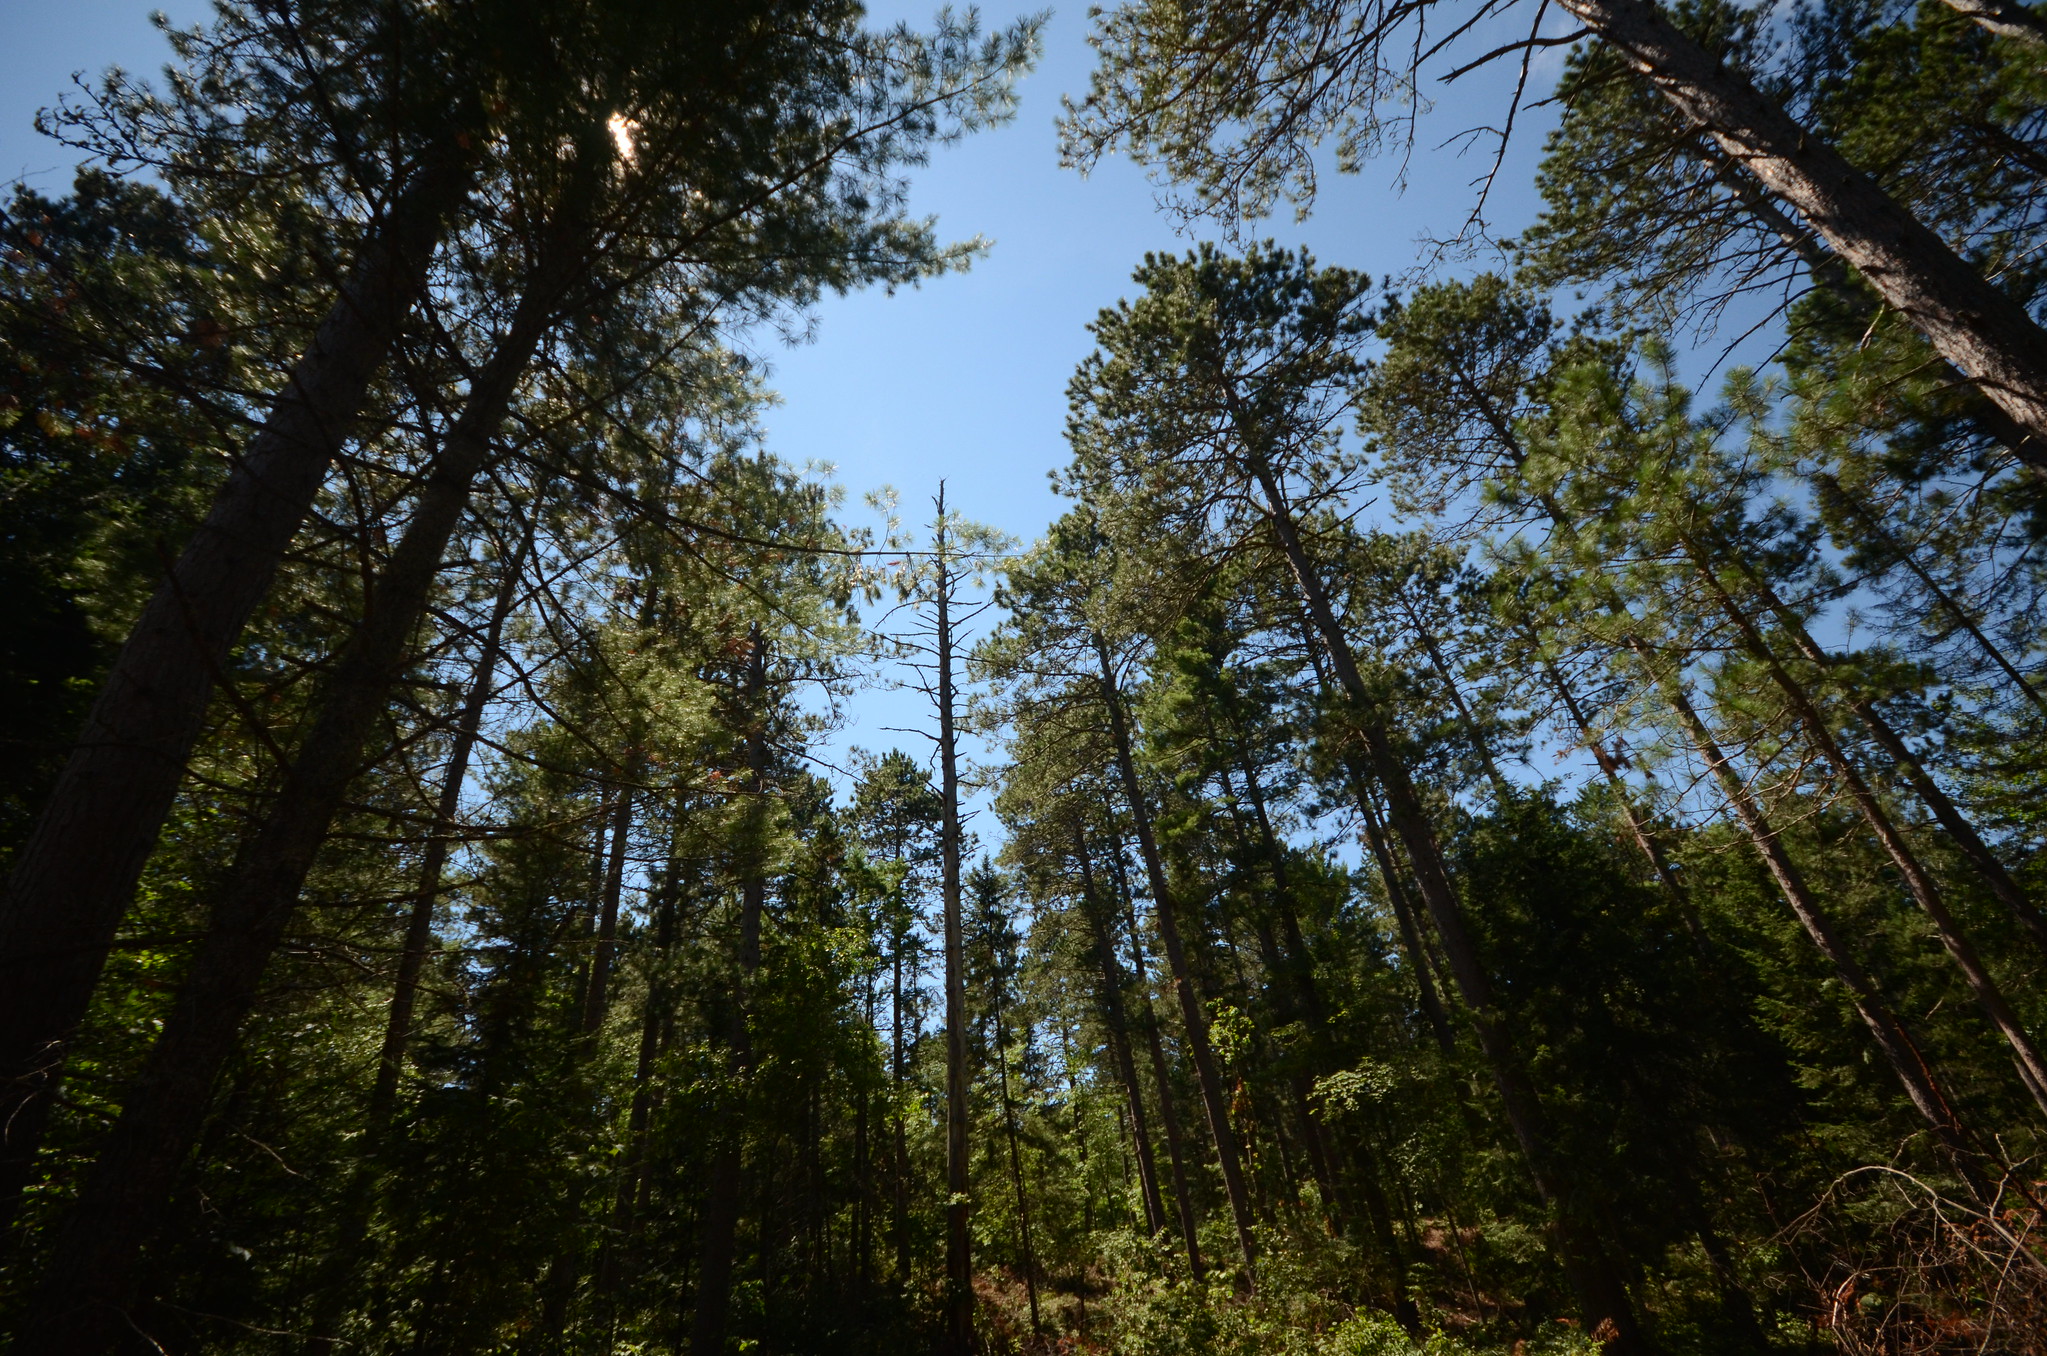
xmin=4 ymin=1 xmax=2047 ymax=1354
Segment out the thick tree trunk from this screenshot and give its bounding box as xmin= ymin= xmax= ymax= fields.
xmin=1073 ymin=831 xmax=1170 ymax=1238
xmin=15 ymin=280 xmax=552 ymax=1356
xmin=1095 ymin=637 xmax=1260 ymax=1281
xmin=1246 ymin=455 xmax=1648 ymax=1352
xmin=1561 ymin=0 xmax=2047 ymax=468
xmin=0 ymin=154 xmax=473 ymax=1218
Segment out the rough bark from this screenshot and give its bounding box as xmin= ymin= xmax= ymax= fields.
xmin=1561 ymin=0 xmax=2047 ymax=468
xmin=0 ymin=153 xmax=473 ymax=1218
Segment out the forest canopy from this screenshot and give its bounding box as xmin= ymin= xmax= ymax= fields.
xmin=2 ymin=2 xmax=2046 ymax=1355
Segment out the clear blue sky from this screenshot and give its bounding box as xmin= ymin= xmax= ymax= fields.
xmin=0 ymin=0 xmax=1583 ymax=798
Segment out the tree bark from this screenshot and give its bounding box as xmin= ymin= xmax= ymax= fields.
xmin=1560 ymin=0 xmax=2047 ymax=469
xmin=0 ymin=153 xmax=473 ymax=1219
xmin=1941 ymin=0 xmax=2047 ymax=45
xmin=15 ymin=275 xmax=553 ymax=1356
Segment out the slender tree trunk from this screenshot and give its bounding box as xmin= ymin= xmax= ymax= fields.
xmin=1103 ymin=817 xmax=1206 ymax=1281
xmin=1812 ymin=473 xmax=2047 ymax=719
xmin=1073 ymin=831 xmax=1169 ymax=1238
xmin=0 ymin=154 xmax=473 ymax=1217
xmin=1560 ymin=0 xmax=2047 ymax=468
xmin=694 ymin=636 xmax=770 ymax=1356
xmin=1244 ymin=454 xmax=1647 ymax=1352
xmin=1534 ymin=651 xmax=1692 ymax=910
xmin=1646 ymin=665 xmax=1980 ymax=1161
xmin=932 ymin=498 xmax=975 ymax=1356
xmin=581 ymin=784 xmax=637 ymax=1038
xmin=1733 ymin=549 xmax=2047 ymax=956
xmin=14 ymin=272 xmax=557 ymax=1356
xmin=891 ymin=923 xmax=911 ymax=1283
xmin=369 ymin=513 xmax=534 ymax=1131
xmin=990 ymin=940 xmax=1040 ymax=1334
xmin=303 ymin=512 xmax=534 ymax=1346
xmin=1677 ymin=532 xmax=2047 ymax=1116
xmin=1094 ymin=637 xmax=1259 ymax=1281
xmin=600 ymin=850 xmax=682 ymax=1303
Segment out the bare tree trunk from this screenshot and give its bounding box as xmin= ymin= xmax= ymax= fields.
xmin=1095 ymin=636 xmax=1259 ymax=1282
xmin=0 ymin=154 xmax=473 ymax=1218
xmin=13 ymin=276 xmax=554 ymax=1356
xmin=932 ymin=497 xmax=975 ymax=1356
xmin=1073 ymin=831 xmax=1169 ymax=1238
xmin=1561 ymin=0 xmax=2047 ymax=468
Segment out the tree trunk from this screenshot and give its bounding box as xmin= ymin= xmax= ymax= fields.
xmin=1095 ymin=636 xmax=1260 ymax=1282
xmin=1103 ymin=817 xmax=1206 ymax=1281
xmin=693 ymin=635 xmax=770 ymax=1356
xmin=1073 ymin=830 xmax=1170 ymax=1239
xmin=1245 ymin=454 xmax=1648 ymax=1352
xmin=1645 ymin=666 xmax=1980 ymax=1163
xmin=1677 ymin=531 xmax=2047 ymax=1116
xmin=1560 ymin=0 xmax=2047 ymax=469
xmin=0 ymin=153 xmax=473 ymax=1219
xmin=1941 ymin=0 xmax=2047 ymax=45
xmin=15 ymin=276 xmax=554 ymax=1356
xmin=1733 ymin=545 xmax=2047 ymax=956
xmin=581 ymin=785 xmax=637 ymax=1037
xmin=933 ymin=499 xmax=975 ymax=1356
xmin=989 ymin=933 xmax=1040 ymax=1334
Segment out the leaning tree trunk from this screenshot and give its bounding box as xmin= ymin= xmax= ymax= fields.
xmin=1676 ymin=530 xmax=2047 ymax=1117
xmin=15 ymin=276 xmax=555 ymax=1356
xmin=1560 ymin=0 xmax=2047 ymax=469
xmin=1103 ymin=818 xmax=1206 ymax=1281
xmin=1073 ymin=830 xmax=1170 ymax=1238
xmin=1094 ymin=637 xmax=1260 ymax=1282
xmin=0 ymin=151 xmax=473 ymax=1221
xmin=1646 ymin=666 xmax=1982 ymax=1169
xmin=1244 ymin=453 xmax=1648 ymax=1353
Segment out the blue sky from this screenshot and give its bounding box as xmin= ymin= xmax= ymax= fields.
xmin=0 ymin=0 xmax=1581 ymax=805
